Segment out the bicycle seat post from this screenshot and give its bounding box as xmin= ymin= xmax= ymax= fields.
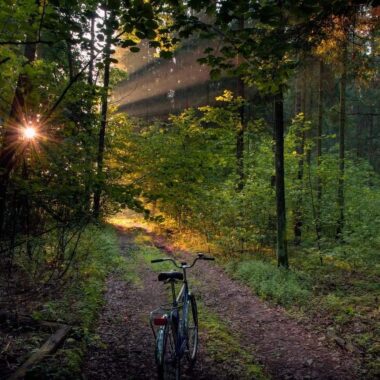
xmin=170 ymin=280 xmax=177 ymax=307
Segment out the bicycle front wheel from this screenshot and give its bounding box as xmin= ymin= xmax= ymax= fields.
xmin=157 ymin=323 xmax=180 ymax=380
xmin=186 ymin=294 xmax=199 ymax=364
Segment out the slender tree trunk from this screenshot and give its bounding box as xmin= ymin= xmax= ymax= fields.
xmin=88 ymin=12 xmax=95 ymax=85
xmin=336 ymin=42 xmax=347 ymax=240
xmin=355 ymin=108 xmax=362 ymax=159
xmin=316 ymin=59 xmax=324 ymax=244
xmin=236 ymin=17 xmax=246 ymax=192
xmin=274 ymin=88 xmax=289 ymax=268
xmin=0 ymin=24 xmax=38 ymax=238
xmin=67 ymin=40 xmax=75 ymax=81
xmin=236 ymin=77 xmax=245 ymax=191
xmin=305 ymin=65 xmax=312 ymax=167
xmin=83 ymin=11 xmax=96 ymax=213
xmin=93 ymin=11 xmax=114 ymax=219
xmin=368 ymin=113 xmax=374 ymax=186
xmin=293 ymin=69 xmax=305 ymax=245
xmin=295 ymin=73 xmax=302 ymax=116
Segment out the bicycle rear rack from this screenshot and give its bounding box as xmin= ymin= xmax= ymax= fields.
xmin=149 ymin=302 xmax=183 ymax=339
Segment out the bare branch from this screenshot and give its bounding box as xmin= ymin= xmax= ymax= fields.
xmin=0 ymin=39 xmax=54 ymax=46
xmin=42 ymin=51 xmax=102 ymax=123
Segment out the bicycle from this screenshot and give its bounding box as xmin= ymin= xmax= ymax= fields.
xmin=149 ymin=253 xmax=215 ymax=380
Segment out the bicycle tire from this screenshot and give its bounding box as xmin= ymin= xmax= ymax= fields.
xmin=157 ymin=323 xmax=180 ymax=380
xmin=185 ymin=294 xmax=199 ymax=364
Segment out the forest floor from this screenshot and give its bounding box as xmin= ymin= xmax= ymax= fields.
xmin=82 ymin=226 xmax=360 ymax=380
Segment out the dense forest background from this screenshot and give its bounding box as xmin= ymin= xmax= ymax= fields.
xmin=0 ymin=0 xmax=379 ymax=378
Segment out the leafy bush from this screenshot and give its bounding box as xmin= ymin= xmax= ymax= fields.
xmin=34 ymin=224 xmax=122 ymax=328
xmin=30 ymin=224 xmax=123 ymax=378
xmin=117 ymin=95 xmax=380 ymax=271
xmin=226 ymin=259 xmax=311 ymax=307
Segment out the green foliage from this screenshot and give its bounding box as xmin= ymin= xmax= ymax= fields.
xmin=117 ymin=94 xmax=276 ymax=252
xmin=117 ymin=93 xmax=380 ymax=267
xmin=35 ymin=225 xmax=120 ymax=327
xmin=0 ymin=0 xmax=379 ymax=376
xmin=171 ymin=1 xmax=368 ymax=95
xmin=29 ymin=224 xmax=122 ymax=378
xmin=226 ymin=259 xmax=311 ymax=307
xmin=109 ymin=67 xmax=129 ymax=87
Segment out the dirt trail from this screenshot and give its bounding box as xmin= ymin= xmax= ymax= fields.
xmin=83 ymin=231 xmax=162 ymax=379
xmin=153 ymin=235 xmax=360 ymax=380
xmin=83 ymin=229 xmax=247 ymax=380
xmin=83 ymin=227 xmax=360 ymax=380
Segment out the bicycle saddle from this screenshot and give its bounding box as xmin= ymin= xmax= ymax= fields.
xmin=158 ymin=271 xmax=184 ymax=282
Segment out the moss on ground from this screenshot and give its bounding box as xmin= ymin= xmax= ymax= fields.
xmin=198 ymin=301 xmax=268 ymax=380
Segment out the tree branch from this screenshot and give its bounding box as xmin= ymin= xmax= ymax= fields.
xmin=0 ymin=57 xmax=10 ymax=65
xmin=41 ymin=29 xmax=128 ymax=123
xmin=0 ymin=39 xmax=54 ymax=45
xmin=41 ymin=51 xmax=102 ymax=123
xmin=37 ymin=0 xmax=47 ymax=42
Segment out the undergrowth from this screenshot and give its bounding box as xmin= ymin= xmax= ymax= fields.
xmin=224 ymin=250 xmax=380 ymax=377
xmin=225 ymin=259 xmax=311 ymax=307
xmin=28 ymin=224 xmax=123 ymax=379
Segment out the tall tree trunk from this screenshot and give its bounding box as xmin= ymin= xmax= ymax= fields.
xmin=83 ymin=10 xmax=96 ymax=213
xmin=274 ymin=88 xmax=289 ymax=268
xmin=88 ymin=12 xmax=96 ymax=85
xmin=93 ymin=11 xmax=114 ymax=219
xmin=336 ymin=42 xmax=347 ymax=240
xmin=0 ymin=21 xmax=38 ymax=238
xmin=355 ymin=106 xmax=362 ymax=159
xmin=236 ymin=77 xmax=245 ymax=191
xmin=293 ymin=69 xmax=306 ymax=245
xmin=66 ymin=39 xmax=75 ymax=81
xmin=236 ymin=17 xmax=246 ymax=192
xmin=316 ymin=59 xmax=324 ymax=244
xmin=368 ymin=113 xmax=374 ymax=186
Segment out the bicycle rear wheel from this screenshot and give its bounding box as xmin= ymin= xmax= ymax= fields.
xmin=185 ymin=294 xmax=198 ymax=364
xmin=156 ymin=323 xmax=180 ymax=380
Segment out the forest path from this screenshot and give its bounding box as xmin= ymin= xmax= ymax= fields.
xmin=83 ymin=227 xmax=250 ymax=380
xmin=83 ymin=226 xmax=359 ymax=380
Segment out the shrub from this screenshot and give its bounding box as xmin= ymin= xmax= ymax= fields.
xmin=226 ymin=259 xmax=311 ymax=307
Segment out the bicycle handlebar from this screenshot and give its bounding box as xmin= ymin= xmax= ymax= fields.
xmin=151 ymin=258 xmax=166 ymax=263
xmin=151 ymin=253 xmax=215 ymax=268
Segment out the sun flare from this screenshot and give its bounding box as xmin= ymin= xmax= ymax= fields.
xmin=23 ymin=127 xmax=37 ymax=140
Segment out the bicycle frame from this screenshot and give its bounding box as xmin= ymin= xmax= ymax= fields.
xmin=150 ymin=253 xmax=214 ymax=374
xmin=150 ymin=263 xmax=191 ymax=359
xmin=172 ymin=271 xmax=191 ymax=358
